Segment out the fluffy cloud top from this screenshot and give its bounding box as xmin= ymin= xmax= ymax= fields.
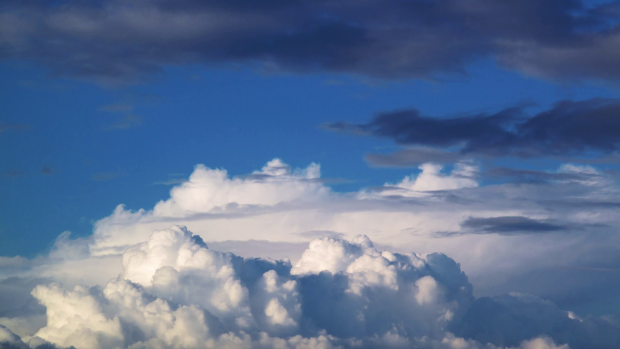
xmin=1 ymin=159 xmax=620 ymax=349
xmin=2 ymin=226 xmax=618 ymax=349
xmin=153 ymin=159 xmax=326 ymax=217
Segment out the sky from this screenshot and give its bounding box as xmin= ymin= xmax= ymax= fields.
xmin=2 ymin=1 xmax=620 ymax=349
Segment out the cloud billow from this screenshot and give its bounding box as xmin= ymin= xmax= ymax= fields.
xmin=2 ymin=159 xmax=620 ymax=348
xmin=327 ymin=98 xmax=620 ymax=164
xmin=3 ymin=225 xmax=618 ymax=349
xmin=1 ymin=0 xmax=620 ymax=82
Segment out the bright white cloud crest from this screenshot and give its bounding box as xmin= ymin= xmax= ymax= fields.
xmin=153 ymin=159 xmax=326 ymax=217
xmin=1 ymin=159 xmax=620 ymax=349
xmin=6 ymin=225 xmax=595 ymax=349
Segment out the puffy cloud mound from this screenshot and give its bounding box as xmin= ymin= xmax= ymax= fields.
xmin=5 ymin=225 xmax=617 ymax=349
xmin=153 ymin=159 xmax=327 ymax=217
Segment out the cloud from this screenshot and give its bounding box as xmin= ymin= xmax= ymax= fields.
xmin=460 ymin=216 xmax=566 ymax=235
xmin=484 ymin=167 xmax=601 ymax=185
xmin=384 ymin=162 xmax=479 ymax=194
xmin=73 ymin=159 xmax=620 ymax=320
xmin=1 ymin=0 xmax=620 ymax=83
xmin=329 ymin=99 xmax=620 ymax=162
xmin=365 ymin=148 xmax=464 ymax=167
xmin=151 ymin=159 xmax=327 ymax=217
xmin=1 ymin=159 xmax=620 ymax=348
xmin=451 ymin=293 xmax=620 ymax=348
xmin=2 ymin=226 xmax=618 ymax=348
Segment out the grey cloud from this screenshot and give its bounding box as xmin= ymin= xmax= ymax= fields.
xmin=365 ymin=148 xmax=464 ymax=167
xmin=461 ymin=216 xmax=566 ymax=235
xmin=330 ymin=98 xmax=620 ymax=161
xmin=485 ymin=167 xmax=600 ymax=184
xmin=0 ymin=0 xmax=620 ymax=82
xmin=451 ymin=293 xmax=620 ymax=349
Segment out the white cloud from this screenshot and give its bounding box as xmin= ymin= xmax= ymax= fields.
xmin=153 ymin=159 xmax=327 ymax=217
xmin=1 ymin=158 xmax=620 ymax=348
xmin=2 ymin=226 xmax=618 ymax=348
xmin=391 ymin=162 xmax=479 ymax=193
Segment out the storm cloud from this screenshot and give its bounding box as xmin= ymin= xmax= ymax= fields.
xmin=328 ymin=98 xmax=620 ymax=163
xmin=1 ymin=0 xmax=620 ymax=82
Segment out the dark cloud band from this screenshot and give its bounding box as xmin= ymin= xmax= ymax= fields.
xmin=1 ymin=0 xmax=620 ymax=82
xmin=328 ymin=98 xmax=620 ymax=163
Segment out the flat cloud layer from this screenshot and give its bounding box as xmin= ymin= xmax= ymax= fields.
xmin=1 ymin=159 xmax=620 ymax=348
xmin=1 ymin=0 xmax=620 ymax=83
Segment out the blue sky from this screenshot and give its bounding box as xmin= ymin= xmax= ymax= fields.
xmin=3 ymin=60 xmax=618 ymax=257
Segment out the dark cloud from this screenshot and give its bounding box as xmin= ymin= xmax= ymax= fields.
xmin=0 ymin=0 xmax=619 ymax=82
xmin=461 ymin=216 xmax=566 ymax=235
xmin=330 ymin=98 xmax=620 ymax=162
xmin=485 ymin=167 xmax=599 ymax=184
xmin=365 ymin=148 xmax=464 ymax=167
xmin=451 ymin=293 xmax=620 ymax=349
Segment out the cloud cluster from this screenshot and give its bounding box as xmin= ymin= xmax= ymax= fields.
xmin=153 ymin=159 xmax=326 ymax=217
xmin=329 ymin=99 xmax=620 ymax=163
xmin=1 ymin=0 xmax=620 ymax=83
xmin=5 ymin=225 xmax=615 ymax=349
xmin=1 ymin=159 xmax=620 ymax=348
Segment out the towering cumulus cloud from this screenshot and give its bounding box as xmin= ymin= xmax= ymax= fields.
xmin=1 ymin=225 xmax=618 ymax=349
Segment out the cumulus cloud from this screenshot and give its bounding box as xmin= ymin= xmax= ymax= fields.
xmin=2 ymin=226 xmax=618 ymax=348
xmin=153 ymin=159 xmax=326 ymax=217
xmin=70 ymin=159 xmax=620 ymax=320
xmin=1 ymin=159 xmax=620 ymax=348
xmin=376 ymin=162 xmax=478 ymax=196
xmin=1 ymin=0 xmax=620 ymax=83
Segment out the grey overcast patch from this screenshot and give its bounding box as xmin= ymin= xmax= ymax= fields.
xmin=365 ymin=148 xmax=466 ymax=167
xmin=461 ymin=216 xmax=566 ymax=235
xmin=1 ymin=0 xmax=620 ymax=83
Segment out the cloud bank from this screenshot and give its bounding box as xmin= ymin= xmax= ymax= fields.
xmin=1 ymin=0 xmax=620 ymax=83
xmin=1 ymin=159 xmax=620 ymax=348
xmin=4 ymin=225 xmax=617 ymax=349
